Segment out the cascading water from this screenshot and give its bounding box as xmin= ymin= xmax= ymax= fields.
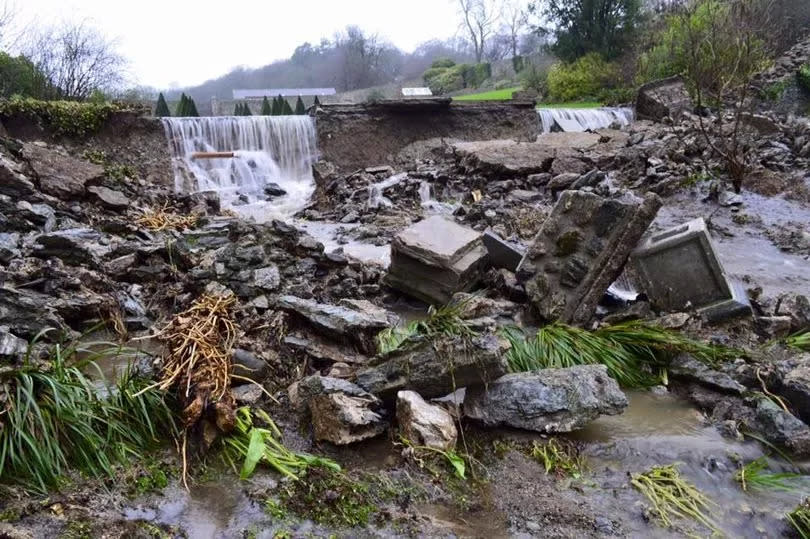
xmin=161 ymin=115 xmax=318 ymax=220
xmin=537 ymin=107 xmax=635 ymax=134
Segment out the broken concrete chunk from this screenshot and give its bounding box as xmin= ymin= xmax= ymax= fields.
xmin=463 ymin=365 xmax=628 ymax=433
xmin=397 ymin=390 xmax=457 ymax=451
xmin=355 ymin=333 xmax=509 ymax=401
xmin=482 ymin=230 xmax=524 ymax=272
xmin=775 ymin=354 xmax=810 ymax=425
xmin=631 ymin=217 xmax=751 ymax=322
xmin=635 ymin=76 xmax=692 ymax=122
xmin=517 ymin=190 xmax=662 ymax=325
xmin=276 ymin=295 xmax=394 ymax=354
xmin=386 ymin=216 xmax=489 ymax=305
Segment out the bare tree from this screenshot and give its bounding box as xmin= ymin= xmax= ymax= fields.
xmin=501 ymin=1 xmax=526 ymax=64
xmin=457 ymin=0 xmax=500 ymax=63
xmin=24 ymin=20 xmax=127 ymax=100
xmin=0 ymin=1 xmax=18 ymax=49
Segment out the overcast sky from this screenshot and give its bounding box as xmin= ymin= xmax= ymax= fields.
xmin=10 ymin=0 xmax=462 ymax=89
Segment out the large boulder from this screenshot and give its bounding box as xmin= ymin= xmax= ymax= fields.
xmin=775 ymin=293 xmax=810 ymax=332
xmin=23 ymin=143 xmax=105 ymax=200
xmin=635 ymin=76 xmax=692 ymax=122
xmin=355 ymin=333 xmax=509 ymax=401
xmin=0 ymin=153 xmax=37 ymax=199
xmin=463 ymin=365 xmax=628 ymax=433
xmin=754 ymin=397 xmax=810 ymax=457
xmin=33 ymin=228 xmax=112 ymax=267
xmin=397 ymin=390 xmax=457 ymax=451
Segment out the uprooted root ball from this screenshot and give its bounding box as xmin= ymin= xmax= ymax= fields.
xmin=136 ymin=204 xmax=199 ymax=231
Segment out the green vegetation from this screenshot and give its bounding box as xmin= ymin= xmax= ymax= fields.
xmin=221 ymin=407 xmax=339 ymax=480
xmin=423 ymin=59 xmax=492 ymax=95
xmin=261 ymin=96 xmax=272 ymax=115
xmin=631 ymin=464 xmax=720 ymax=534
xmin=0 ymin=52 xmax=52 ymax=99
xmin=376 ymin=300 xmax=477 ymax=356
xmin=154 ymin=93 xmax=171 ymax=117
xmin=281 ymin=97 xmax=294 ymax=115
xmin=174 ymin=93 xmax=199 ymax=117
xmin=530 ymin=439 xmax=585 ymax=479
xmin=271 ymin=96 xmax=282 ymax=116
xmin=786 ymin=332 xmax=810 ymax=351
xmin=365 ymin=89 xmax=385 ymax=104
xmin=295 ymin=96 xmax=306 ymax=114
xmin=128 ymin=459 xmax=170 ymax=497
xmin=313 ymin=95 xmax=321 ymax=107
xmin=546 ymin=53 xmax=622 ymax=103
xmin=799 ymin=65 xmax=810 ymax=93
xmin=453 ymin=87 xmax=520 ymax=101
xmin=787 ymin=499 xmax=810 ymax=539
xmin=82 ymin=149 xmax=137 ymax=182
xmin=734 ymin=457 xmax=803 ymax=492
xmin=503 ymin=321 xmax=736 ymax=388
xmin=0 ymin=335 xmax=177 ymax=492
xmin=0 ymin=96 xmax=122 ymax=137
xmin=400 ymin=437 xmax=467 ymax=479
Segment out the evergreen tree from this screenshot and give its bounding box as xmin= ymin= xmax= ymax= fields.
xmin=261 ymin=96 xmax=272 ymax=115
xmin=175 ymin=93 xmax=187 ymax=116
xmin=234 ymin=103 xmax=241 ymax=116
xmin=295 ymin=95 xmax=306 ymax=114
xmin=281 ymin=98 xmax=293 ymax=115
xmin=243 ymin=102 xmax=251 ymax=116
xmin=271 ymin=95 xmax=282 ymax=116
xmin=313 ymin=95 xmax=321 ymax=107
xmin=187 ymin=96 xmax=200 ymax=117
xmin=155 ymin=92 xmax=171 ymax=117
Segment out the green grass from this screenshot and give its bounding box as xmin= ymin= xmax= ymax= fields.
xmin=788 ymin=498 xmax=810 ymax=538
xmin=786 ymin=331 xmax=810 ymax=351
xmin=530 ymin=439 xmax=585 ymax=479
xmin=631 ymin=464 xmax=720 ymax=535
xmin=0 ymin=334 xmax=177 ymax=493
xmin=375 ymin=300 xmax=477 ymax=356
xmin=734 ymin=457 xmax=804 ymax=492
xmin=452 ymin=87 xmax=521 ymax=101
xmin=537 ymin=101 xmax=603 ymax=109
xmin=502 ymin=321 xmax=737 ymax=388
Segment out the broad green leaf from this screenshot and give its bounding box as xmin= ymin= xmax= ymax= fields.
xmin=240 ymin=429 xmax=265 ymax=480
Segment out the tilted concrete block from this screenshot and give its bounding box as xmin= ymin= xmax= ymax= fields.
xmin=631 ymin=217 xmax=751 ymax=322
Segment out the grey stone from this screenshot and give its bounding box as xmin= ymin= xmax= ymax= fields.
xmin=33 ymin=228 xmax=111 ymax=266
xmin=636 ymin=76 xmax=692 ymax=122
xmin=509 ymin=189 xmax=543 ymax=202
xmin=232 ymin=383 xmax=264 ymax=405
xmin=775 ymin=293 xmax=810 ymax=332
xmin=276 ymin=295 xmax=394 ymax=354
xmin=289 ymin=375 xmax=374 ymax=412
xmin=774 ymin=354 xmax=810 ymax=425
xmin=309 ymin=392 xmax=387 ymax=445
xmin=264 ymin=182 xmax=287 ymax=197
xmin=253 ymin=265 xmax=281 ymax=291
xmin=87 ymin=185 xmax=131 ymax=209
xmin=391 ymin=215 xmax=481 ymax=268
xmin=0 ymin=329 xmax=27 ymax=361
xmin=0 ymin=153 xmax=36 ymax=198
xmin=0 ymin=287 xmax=66 ymax=339
xmin=23 ymin=143 xmax=105 ymax=200
xmin=232 ymin=349 xmax=268 ymax=385
xmin=546 ymin=172 xmax=580 ymax=192
xmin=356 ymin=333 xmax=509 ymax=401
xmin=517 ymin=190 xmax=662 ymax=325
xmin=482 ymin=230 xmax=525 ymax=272
xmin=463 ymin=365 xmax=628 ymax=433
xmin=396 ymin=390 xmax=457 ymax=451
xmin=755 ymin=316 xmax=794 ymax=339
xmin=754 ymin=397 xmax=810 ymax=457
xmin=0 ymin=233 xmax=21 ymax=264
xmin=631 ymin=218 xmax=752 ymax=322
xmin=669 ymin=353 xmax=745 ymax=394
xmin=283 ymin=334 xmax=369 ymax=365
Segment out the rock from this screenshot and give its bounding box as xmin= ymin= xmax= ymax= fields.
xmin=718 ymin=190 xmax=743 ymax=207
xmin=23 ymin=143 xmax=104 ymax=200
xmin=291 ymin=375 xmax=387 ymax=445
xmin=340 ymin=210 xmax=360 ymax=223
xmin=754 ymin=397 xmax=810 ymax=457
xmin=232 ymin=383 xmax=264 ymax=405
xmin=397 ymin=390 xmax=457 ymax=451
xmin=0 ymin=287 xmax=66 ymax=339
xmin=366 ymin=165 xmax=395 ymax=175
xmin=0 ymin=329 xmax=27 ymax=362
xmin=312 ymin=160 xmax=339 ymax=186
xmin=463 ymin=365 xmax=628 ymax=433
xmin=385 ymin=216 xmax=488 ymax=305
xmin=309 ymin=392 xmax=388 ymax=445
xmin=264 ymin=183 xmax=287 ymax=197
xmin=0 ymin=153 xmax=37 ymax=198
xmin=283 ymin=334 xmax=369 ymax=365
xmin=669 ymin=354 xmax=745 ymax=394
xmin=0 ymin=232 xmax=21 ymax=264
xmin=775 ymin=354 xmax=810 ymax=425
xmin=87 ymin=185 xmax=131 ymax=209
xmin=450 ymin=292 xmax=518 ymax=320
xmin=546 ymin=172 xmax=580 ymax=192
xmin=482 ymin=230 xmax=525 ymax=272
xmin=452 ymin=139 xmax=554 ymax=179
xmin=740 ymin=113 xmax=781 ymax=135
xmin=276 ymin=295 xmax=395 ymax=354
xmin=518 ymin=190 xmax=661 ymax=325
xmin=232 ymin=349 xmax=269 ymax=384
xmin=509 ymin=189 xmax=543 ymax=203
xmin=636 ymin=76 xmax=692 ymax=122
xmin=775 ymin=293 xmax=810 ymax=332
xmin=755 ymin=316 xmax=794 ymax=339
xmin=253 ymin=265 xmax=281 ymax=291
xmin=33 ymin=228 xmax=111 ymax=267
xmin=355 ymin=333 xmax=509 ymax=401
xmin=656 ymin=312 xmax=691 ymax=329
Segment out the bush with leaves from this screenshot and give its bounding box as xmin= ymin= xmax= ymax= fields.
xmin=798 ymin=64 xmax=810 ymax=93
xmin=0 ymin=96 xmax=122 ymax=137
xmin=546 ymin=53 xmax=621 ymax=102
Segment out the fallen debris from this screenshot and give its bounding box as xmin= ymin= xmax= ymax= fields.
xmin=517 ymin=190 xmax=662 ymax=325
xmin=136 ymin=203 xmax=199 ymax=231
xmin=463 ymin=365 xmax=628 ymax=433
xmin=396 ymin=390 xmax=457 ymax=451
xmin=385 ymin=215 xmax=489 ymax=305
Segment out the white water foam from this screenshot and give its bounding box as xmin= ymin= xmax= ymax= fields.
xmin=537 ymin=107 xmax=634 ymax=134
xmin=161 ymin=115 xmax=318 ymax=220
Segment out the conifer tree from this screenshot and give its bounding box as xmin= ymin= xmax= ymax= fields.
xmin=187 ymin=96 xmax=200 ymax=117
xmin=261 ymin=96 xmax=272 ymax=115
xmin=243 ymin=102 xmax=251 ymax=116
xmin=175 ymin=93 xmax=187 ymax=116
xmin=155 ymin=93 xmax=171 ymax=117
xmin=234 ymin=103 xmax=242 ymax=116
xmin=295 ymin=95 xmax=306 ymax=115
xmin=281 ymin=98 xmax=293 ymax=115
xmin=271 ymin=96 xmax=282 ymax=116
xmin=313 ymin=95 xmax=321 ymax=106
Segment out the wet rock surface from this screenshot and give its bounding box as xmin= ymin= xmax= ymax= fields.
xmin=396 ymin=390 xmax=457 ymax=450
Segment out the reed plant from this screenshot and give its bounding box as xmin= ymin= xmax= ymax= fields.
xmin=787 ymin=498 xmax=810 ymax=539
xmin=0 ymin=336 xmax=176 ymax=492
xmin=734 ymin=457 xmax=803 ymax=492
xmin=376 ymin=301 xmax=477 ymax=356
xmin=530 ymin=438 xmax=585 ymax=479
xmin=786 ymin=332 xmax=810 ymax=352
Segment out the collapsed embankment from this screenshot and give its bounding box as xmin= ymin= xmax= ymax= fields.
xmin=312 ymin=98 xmax=540 ymax=171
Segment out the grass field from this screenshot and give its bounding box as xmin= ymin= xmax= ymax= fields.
xmin=452 ymin=87 xmax=521 ymax=101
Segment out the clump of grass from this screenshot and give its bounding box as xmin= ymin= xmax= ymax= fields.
xmin=0 ymin=336 xmax=176 ymax=493
xmin=221 ymin=407 xmax=339 ymax=480
xmin=631 ymin=464 xmax=720 ymax=535
xmin=399 ymin=436 xmax=468 ymax=479
xmin=530 ymin=438 xmax=585 ymax=479
xmin=136 ymin=203 xmax=199 ymax=231
xmin=503 ymin=321 xmax=737 ymax=388
xmin=786 ymin=332 xmax=810 ymax=352
xmin=787 ymin=498 xmax=810 ymax=539
xmin=734 ymin=457 xmax=803 ymax=492
xmin=376 ymin=300 xmax=477 ymax=355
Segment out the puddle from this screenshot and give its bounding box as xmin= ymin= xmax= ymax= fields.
xmin=294 ymin=220 xmax=391 ymax=267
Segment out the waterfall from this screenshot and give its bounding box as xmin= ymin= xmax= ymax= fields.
xmin=161 ymin=115 xmax=318 ymax=218
xmin=537 ymin=107 xmax=635 ymax=134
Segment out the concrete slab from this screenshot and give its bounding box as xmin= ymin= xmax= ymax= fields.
xmin=392 ymin=215 xmax=481 ymax=268
xmin=483 ymin=230 xmax=525 ymax=272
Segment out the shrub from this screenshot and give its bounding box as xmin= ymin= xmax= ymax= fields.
xmin=798 ymin=64 xmax=810 ymax=93
xmin=0 ymin=96 xmax=122 ymax=137
xmin=154 ymin=93 xmax=171 ymax=117
xmin=0 ymin=52 xmax=52 ymax=99
xmin=597 ymin=86 xmax=636 ymax=105
xmin=365 ymin=89 xmax=385 ymax=104
xmin=431 ymin=58 xmax=456 ymax=69
xmin=424 ymin=62 xmax=492 ymax=95
xmin=521 ymin=64 xmax=549 ymax=96
xmin=546 ymin=53 xmax=620 ymax=102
